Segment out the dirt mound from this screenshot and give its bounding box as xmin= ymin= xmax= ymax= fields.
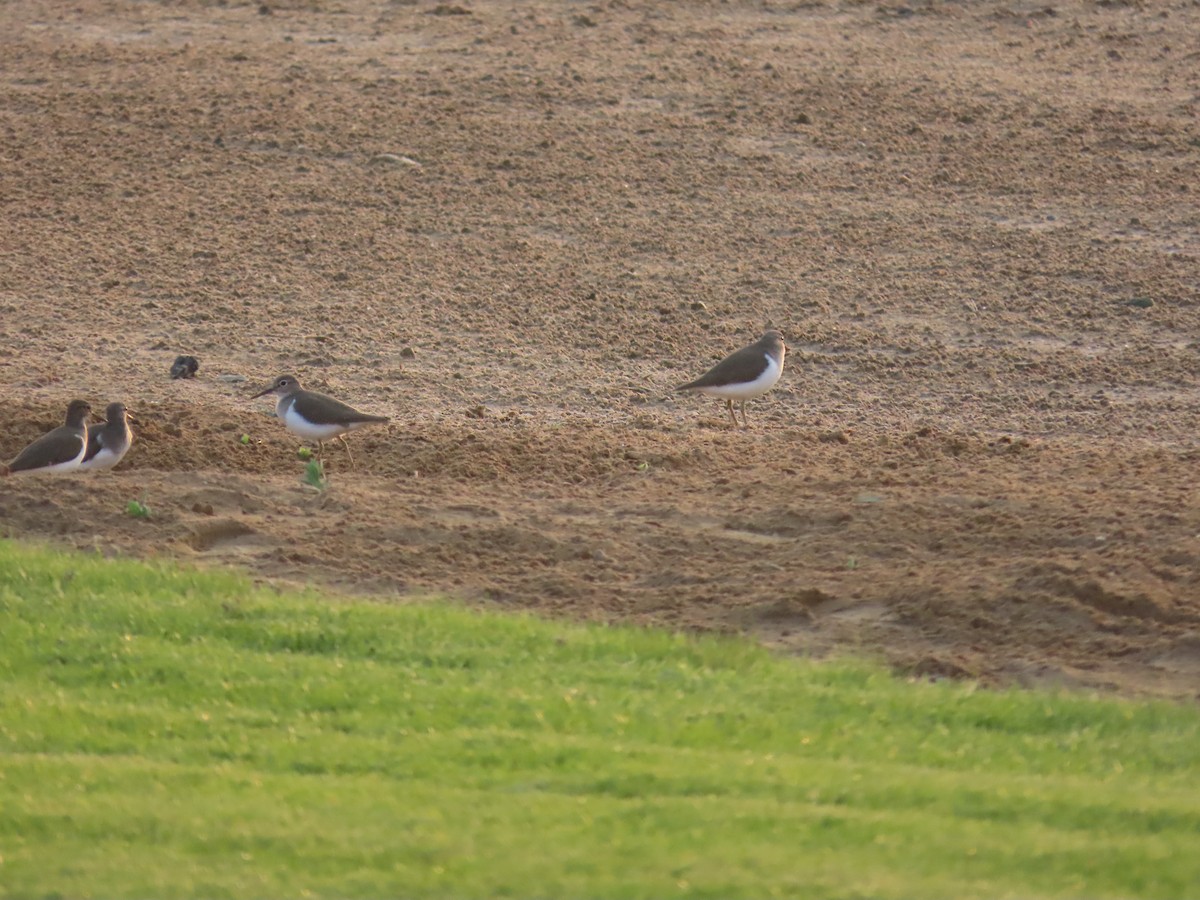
xmin=2 ymin=0 xmax=1199 ymax=698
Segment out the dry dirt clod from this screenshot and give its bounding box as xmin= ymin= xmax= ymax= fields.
xmin=170 ymin=355 xmax=200 ymax=379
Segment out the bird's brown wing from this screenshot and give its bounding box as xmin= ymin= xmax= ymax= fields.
xmin=677 ymin=345 xmax=766 ymax=391
xmin=294 ymin=392 xmax=390 ymax=425
xmin=9 ymin=427 xmax=86 ymax=472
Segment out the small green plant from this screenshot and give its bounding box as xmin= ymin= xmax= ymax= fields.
xmin=302 ymin=458 xmax=327 ymax=491
xmin=125 ymin=496 xmax=151 ymax=519
xmin=297 ymin=446 xmax=313 ymax=461
xmin=240 ymin=434 xmax=251 ymax=445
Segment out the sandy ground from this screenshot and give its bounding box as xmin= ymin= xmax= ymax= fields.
xmin=2 ymin=0 xmax=1199 ymax=698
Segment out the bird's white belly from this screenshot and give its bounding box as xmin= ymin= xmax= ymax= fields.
xmin=281 ymin=404 xmax=350 ymax=440
xmin=696 ymin=353 xmax=783 ymax=400
xmin=79 ymin=447 xmax=123 ymax=471
xmin=19 ymin=459 xmax=82 ymax=475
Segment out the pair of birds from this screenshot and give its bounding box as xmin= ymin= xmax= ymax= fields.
xmin=2 ymin=401 xmax=134 ymax=476
xmin=251 ymin=329 xmax=788 ymax=457
xmin=1 ymin=331 xmax=786 ymax=476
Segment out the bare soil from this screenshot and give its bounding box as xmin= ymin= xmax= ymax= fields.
xmin=3 ymin=0 xmax=1199 ymax=698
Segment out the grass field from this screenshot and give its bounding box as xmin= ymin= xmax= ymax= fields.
xmin=2 ymin=540 xmax=1198 ymax=899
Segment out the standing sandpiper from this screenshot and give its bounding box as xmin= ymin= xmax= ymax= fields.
xmin=3 ymin=399 xmax=92 ymax=476
xmin=676 ymin=330 xmax=786 ymax=428
xmin=251 ymin=375 xmax=390 ymax=466
xmin=79 ymin=402 xmax=134 ymax=471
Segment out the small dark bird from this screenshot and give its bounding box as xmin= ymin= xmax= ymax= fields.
xmin=170 ymin=355 xmax=200 ymax=379
xmin=676 ymin=330 xmax=786 ymax=428
xmin=4 ymin=400 xmax=92 ymax=476
xmin=79 ymin=402 xmax=135 ymax=472
xmin=251 ymin=375 xmax=390 ymax=467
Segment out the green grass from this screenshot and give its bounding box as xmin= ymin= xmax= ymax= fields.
xmin=1 ymin=541 xmax=1198 ymax=899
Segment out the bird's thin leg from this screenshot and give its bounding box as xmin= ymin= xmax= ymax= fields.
xmin=740 ymin=400 xmax=749 ymax=429
xmin=339 ymin=435 xmax=356 ymax=470
xmin=725 ymin=399 xmax=737 ymax=427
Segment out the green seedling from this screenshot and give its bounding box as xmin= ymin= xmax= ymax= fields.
xmin=302 ymin=458 xmax=327 ymax=491
xmin=240 ymin=434 xmax=251 ymax=445
xmin=125 ymin=497 xmax=151 ymax=520
xmin=297 ymin=446 xmax=313 ymax=461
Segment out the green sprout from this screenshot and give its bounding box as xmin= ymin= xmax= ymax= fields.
xmin=302 ymin=458 xmax=327 ymax=491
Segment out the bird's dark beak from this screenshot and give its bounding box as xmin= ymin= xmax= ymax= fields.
xmin=250 ymin=386 xmax=275 ymax=400
xmin=126 ymin=411 xmax=139 ymax=424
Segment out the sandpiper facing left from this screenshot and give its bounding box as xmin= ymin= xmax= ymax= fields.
xmin=251 ymin=375 xmax=389 ymax=466
xmin=79 ymin=402 xmax=134 ymax=472
xmin=3 ymin=399 xmax=92 ymax=476
xmin=676 ymin=330 xmax=785 ymax=428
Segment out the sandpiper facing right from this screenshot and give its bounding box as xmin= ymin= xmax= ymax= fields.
xmin=676 ymin=330 xmax=786 ymax=428
xmin=79 ymin=402 xmax=135 ymax=472
xmin=3 ymin=399 xmax=92 ymax=476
